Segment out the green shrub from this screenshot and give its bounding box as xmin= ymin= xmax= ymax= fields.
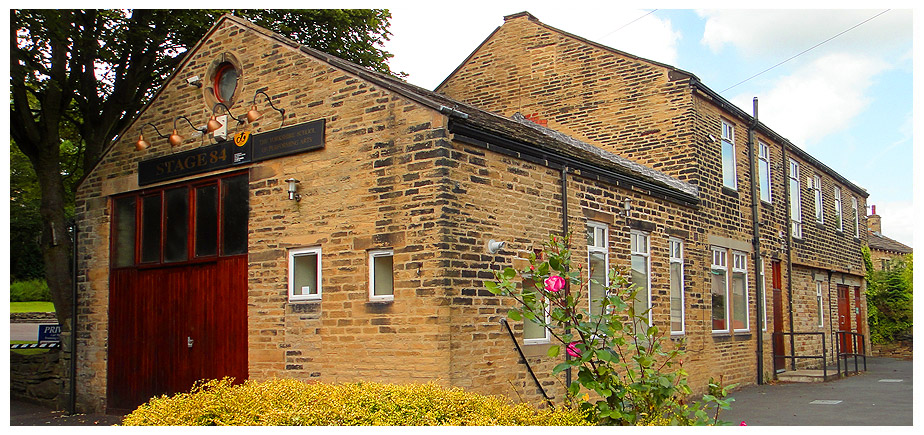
xmin=121 ymin=378 xmax=590 ymax=426
xmin=10 ymin=279 xmax=51 ymax=302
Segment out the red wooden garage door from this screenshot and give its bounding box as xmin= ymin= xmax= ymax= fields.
xmin=107 ymin=172 xmax=249 ymax=412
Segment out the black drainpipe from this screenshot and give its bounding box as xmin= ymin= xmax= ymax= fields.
xmin=782 ymin=144 xmax=796 ymax=370
xmin=747 ymin=98 xmax=765 ymax=385
xmin=560 ymin=165 xmax=572 ymax=389
xmin=69 ymin=220 xmax=78 ymax=415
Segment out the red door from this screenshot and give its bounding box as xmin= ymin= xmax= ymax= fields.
xmin=837 ymin=285 xmax=852 ymax=353
xmin=771 ymin=261 xmax=785 ymax=372
xmin=107 ymin=173 xmax=249 ymax=412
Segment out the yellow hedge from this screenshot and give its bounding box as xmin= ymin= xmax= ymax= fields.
xmin=121 ymin=378 xmax=590 ymax=426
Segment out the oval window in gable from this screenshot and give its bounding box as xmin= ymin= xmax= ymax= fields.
xmin=213 ymin=62 xmax=239 ymax=104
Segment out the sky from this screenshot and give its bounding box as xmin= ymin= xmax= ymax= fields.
xmin=375 ymin=1 xmax=916 ymax=249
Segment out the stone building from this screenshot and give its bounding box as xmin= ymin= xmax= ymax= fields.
xmin=72 ymin=13 xmax=870 ymax=413
xmin=436 ymin=12 xmax=869 ymax=382
xmin=866 ymin=205 xmax=912 ymax=271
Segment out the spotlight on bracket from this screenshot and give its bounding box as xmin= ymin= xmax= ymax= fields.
xmin=487 ymin=239 xmax=506 ymax=254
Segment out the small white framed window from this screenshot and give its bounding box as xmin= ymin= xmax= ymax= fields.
xmin=289 ymin=246 xmax=322 ymax=301
xmin=669 ymin=238 xmax=684 ymax=335
xmin=852 ymin=197 xmax=860 ymax=239
xmin=711 ymin=247 xmax=729 ymax=333
xmin=587 ymin=222 xmax=609 ymax=317
xmin=834 ymin=186 xmax=844 ymax=232
xmin=813 ymin=174 xmax=824 ymax=224
xmin=816 ymin=281 xmax=824 ymax=328
xmin=759 ymin=258 xmax=767 ymax=332
xmin=369 ymin=249 xmax=394 ymax=301
xmin=789 ymin=159 xmax=802 ymax=239
xmin=721 ymin=120 xmax=738 ymax=190
xmin=758 ymin=142 xmax=772 ymax=203
xmin=630 ymin=231 xmax=651 ymax=331
xmin=731 ymin=251 xmax=749 ymax=332
xmin=522 ymin=279 xmax=551 ymax=344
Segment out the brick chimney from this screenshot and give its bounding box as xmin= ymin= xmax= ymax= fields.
xmin=867 ymin=204 xmax=882 ymax=233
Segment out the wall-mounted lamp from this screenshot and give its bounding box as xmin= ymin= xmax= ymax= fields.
xmin=135 ymin=122 xmax=169 ymax=151
xmin=207 ymin=102 xmax=247 ymax=133
xmin=169 ymin=115 xmax=207 ymax=147
xmin=285 ymin=178 xmax=301 ymax=201
xmin=186 ymin=75 xmax=202 ymax=88
xmin=622 ymin=197 xmax=632 ymax=217
xmin=487 ymin=239 xmax=506 ymax=254
xmin=247 ymin=90 xmax=286 ymax=125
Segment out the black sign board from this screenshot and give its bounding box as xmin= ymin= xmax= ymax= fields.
xmin=137 ymin=119 xmax=325 ymax=186
xmin=38 ymin=324 xmax=61 ymax=343
xmin=251 ymin=118 xmax=325 ymax=161
xmin=138 ymin=139 xmax=252 ymax=186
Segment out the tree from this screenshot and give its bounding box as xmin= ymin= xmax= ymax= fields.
xmin=863 ymin=247 xmax=913 ymax=343
xmin=10 ymin=9 xmax=396 ymax=328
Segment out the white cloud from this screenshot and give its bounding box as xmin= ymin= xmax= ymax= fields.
xmin=730 ymin=52 xmax=888 ymax=147
xmin=591 ymin=10 xmax=681 ymax=65
xmin=698 ymin=9 xmax=911 ymax=60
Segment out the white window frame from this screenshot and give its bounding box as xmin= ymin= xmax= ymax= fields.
xmin=789 ymin=159 xmax=802 ymax=239
xmin=630 ymin=231 xmax=651 ymax=328
xmin=711 ymin=247 xmax=729 ymax=334
xmin=834 ymin=186 xmax=844 ymax=232
xmin=669 ymin=238 xmax=685 ymax=335
xmin=731 ymin=251 xmax=750 ymax=333
xmin=759 ymin=258 xmax=767 ymax=332
xmin=289 ymin=246 xmax=322 ymax=301
xmin=852 ymin=196 xmax=860 ymax=239
xmin=758 ymin=141 xmax=772 ymax=203
xmin=721 ymin=120 xmax=738 ymax=190
xmin=523 ymin=279 xmax=551 ymax=345
xmin=816 ymin=281 xmax=824 ymax=328
xmin=369 ymin=248 xmax=395 ymax=301
xmin=813 ymin=174 xmax=824 ymax=224
xmin=587 ymin=222 xmax=609 ymax=316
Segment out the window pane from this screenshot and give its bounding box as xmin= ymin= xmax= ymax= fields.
xmin=759 ymin=159 xmax=771 ymax=202
xmin=631 ymin=253 xmax=649 ymax=331
xmin=722 ymin=140 xmax=737 ymax=189
xmin=670 ymin=261 xmax=683 ymax=332
xmin=140 ymin=195 xmax=162 ymax=263
xmin=732 ymin=271 xmax=747 ymax=330
xmin=522 ymin=279 xmax=547 ymax=341
xmin=112 ymin=196 xmax=136 ymax=267
xmin=222 ymin=175 xmax=249 ymax=255
xmin=373 ymin=254 xmax=394 ymax=296
xmin=589 ymin=251 xmax=607 ymax=316
xmin=711 ymin=269 xmax=727 ymax=331
xmin=195 ymin=185 xmax=219 ymax=257
xmin=293 ymin=253 xmax=319 ymax=296
xmin=164 ymin=187 xmax=189 ymax=263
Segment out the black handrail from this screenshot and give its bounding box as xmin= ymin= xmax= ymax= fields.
xmin=500 ymin=319 xmax=554 ymax=408
xmin=835 ymin=330 xmax=867 ymax=376
xmin=771 ymin=331 xmax=827 ymax=379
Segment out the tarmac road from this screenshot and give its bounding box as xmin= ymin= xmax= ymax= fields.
xmin=10 ymin=323 xmax=39 ymax=341
xmin=720 ymin=356 xmax=913 ymax=426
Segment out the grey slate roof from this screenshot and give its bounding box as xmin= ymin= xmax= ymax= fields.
xmin=868 ymin=231 xmax=913 ymax=254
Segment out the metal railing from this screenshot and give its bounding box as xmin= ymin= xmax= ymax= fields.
xmin=835 ymin=330 xmax=867 ymax=376
xmin=772 ymin=331 xmax=828 ymax=379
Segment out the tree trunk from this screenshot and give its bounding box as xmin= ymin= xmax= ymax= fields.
xmin=32 ymin=147 xmax=73 ymax=331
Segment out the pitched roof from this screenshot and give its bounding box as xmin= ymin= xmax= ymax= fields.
xmin=868 ymin=231 xmax=913 ymax=254
xmin=227 ymin=15 xmax=699 ymax=207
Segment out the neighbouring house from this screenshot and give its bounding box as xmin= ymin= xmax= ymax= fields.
xmin=866 ymin=205 xmax=912 ymax=270
xmin=71 ymin=13 xmax=870 ymax=414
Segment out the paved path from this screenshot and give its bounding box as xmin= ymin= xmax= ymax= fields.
xmin=10 ymin=323 xmax=39 ymax=341
xmin=720 ymin=357 xmax=913 ymax=425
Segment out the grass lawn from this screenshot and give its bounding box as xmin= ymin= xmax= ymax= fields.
xmin=10 ymin=301 xmax=55 ymax=313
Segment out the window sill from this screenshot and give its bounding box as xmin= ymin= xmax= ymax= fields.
xmin=289 ymin=296 xmax=322 ymax=303
xmin=721 ymin=186 xmax=739 ymax=198
xmin=521 ymin=341 xmax=553 ymax=358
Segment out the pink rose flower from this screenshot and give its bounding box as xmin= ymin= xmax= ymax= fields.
xmin=739 ymin=421 xmax=747 ymax=426
xmin=566 ymin=341 xmax=582 ymax=357
xmin=544 ymin=275 xmax=566 ymax=292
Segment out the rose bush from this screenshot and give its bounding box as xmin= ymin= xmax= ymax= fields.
xmin=484 ymin=233 xmax=734 ymax=425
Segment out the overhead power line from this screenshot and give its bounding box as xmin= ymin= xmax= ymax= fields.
xmin=598 ymin=9 xmax=658 ymax=40
xmin=719 ymin=9 xmax=890 ymax=94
